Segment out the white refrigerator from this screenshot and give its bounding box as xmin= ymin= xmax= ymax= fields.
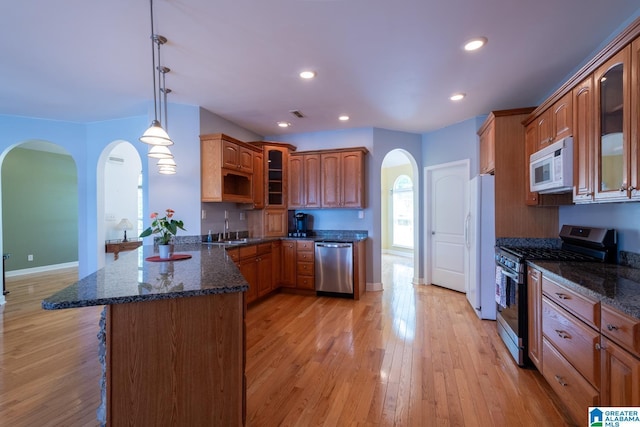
xmin=465 ymin=174 xmax=496 ymax=320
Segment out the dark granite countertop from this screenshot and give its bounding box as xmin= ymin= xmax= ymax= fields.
xmin=529 ymin=260 xmax=640 ymax=319
xmin=42 ymin=243 xmax=248 ymax=310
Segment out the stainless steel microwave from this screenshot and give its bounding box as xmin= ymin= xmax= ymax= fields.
xmin=529 ymin=136 xmax=573 ymax=194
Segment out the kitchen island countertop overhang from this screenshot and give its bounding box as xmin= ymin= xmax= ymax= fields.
xmin=42 ymin=243 xmax=249 ymax=310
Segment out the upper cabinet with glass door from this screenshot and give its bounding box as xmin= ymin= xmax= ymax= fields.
xmin=594 ymin=46 xmax=631 ymax=202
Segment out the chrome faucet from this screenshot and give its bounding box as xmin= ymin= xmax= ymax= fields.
xmin=224 ymin=218 xmax=229 ymax=239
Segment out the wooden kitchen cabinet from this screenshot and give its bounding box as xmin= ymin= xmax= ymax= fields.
xmin=256 ymin=243 xmax=273 ymax=298
xmin=593 ymin=46 xmax=632 ymax=202
xmin=280 ymin=240 xmax=297 ymax=287
xmin=271 ymin=240 xmax=282 ymax=289
xmin=200 ymin=133 xmax=260 ymax=203
xmin=253 ymin=151 xmax=264 ymax=209
xmin=530 ymin=94 xmax=572 ymax=151
xmin=527 ymin=267 xmax=543 ymax=371
xmin=289 ymin=153 xmax=321 ymax=209
xmin=573 ymin=75 xmax=596 ymax=203
xmin=479 ymin=122 xmax=495 ymax=174
xmin=480 ymin=108 xmax=559 ymax=238
xmin=631 ymin=37 xmax=640 ymax=201
xmin=600 ymin=337 xmax=640 ymax=406
xmin=222 ymin=139 xmax=253 ymax=173
xmin=599 ymin=304 xmax=640 ymax=406
xmin=296 ymin=240 xmax=315 ymax=290
xmin=239 ymin=257 xmax=258 ymax=304
xmin=321 ymin=149 xmax=367 ymax=208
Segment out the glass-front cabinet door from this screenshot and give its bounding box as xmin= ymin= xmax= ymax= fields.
xmin=594 ymin=46 xmax=631 ymax=202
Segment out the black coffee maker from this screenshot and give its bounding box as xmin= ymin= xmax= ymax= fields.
xmin=289 ymin=212 xmax=309 ymax=237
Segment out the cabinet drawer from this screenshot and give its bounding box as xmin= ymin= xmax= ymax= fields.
xmin=239 ymin=245 xmax=257 ymax=259
xmin=296 ymin=251 xmax=314 ymax=263
xmin=542 ymin=276 xmax=600 ymax=329
xmin=297 ymin=261 xmax=314 ymax=276
xmin=542 ymin=297 xmax=600 ymax=388
xmin=296 ymin=240 xmax=315 ymax=251
xmin=297 ymin=275 xmax=315 ymax=290
xmin=602 ymin=305 xmax=640 ymax=357
xmin=542 ymin=338 xmax=599 ymax=424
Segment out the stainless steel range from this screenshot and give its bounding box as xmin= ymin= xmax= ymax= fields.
xmin=494 ymin=225 xmax=617 ymax=366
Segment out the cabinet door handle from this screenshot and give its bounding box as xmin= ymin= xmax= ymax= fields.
xmin=555 ymin=293 xmax=568 ymax=300
xmin=555 ymin=329 xmax=570 ymax=339
xmin=554 ymin=375 xmax=568 ymax=387
xmin=606 ymin=324 xmax=619 ymax=331
xmin=595 ymin=342 xmax=602 ymax=350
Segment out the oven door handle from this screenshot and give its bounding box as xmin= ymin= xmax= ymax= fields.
xmin=499 ymin=268 xmax=518 ymax=282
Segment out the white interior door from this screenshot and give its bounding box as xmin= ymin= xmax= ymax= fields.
xmin=425 ymin=161 xmax=468 ymax=292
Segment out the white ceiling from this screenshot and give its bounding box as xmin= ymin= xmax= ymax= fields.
xmin=1 ymin=1 xmax=639 ymax=137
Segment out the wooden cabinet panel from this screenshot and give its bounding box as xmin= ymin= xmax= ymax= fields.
xmin=288 ymin=154 xmax=321 ymax=209
xmin=524 ymin=123 xmax=539 ymax=205
xmin=304 ymin=154 xmax=321 ymax=208
xmin=281 ymin=240 xmax=297 ymax=287
xmin=264 ymin=208 xmax=287 ymax=237
xmin=542 ymin=276 xmax=600 ymax=329
xmin=535 ymin=109 xmax=553 ymax=149
xmin=479 ymin=121 xmax=495 ymax=174
xmin=573 ymin=76 xmax=595 ymax=203
xmin=320 ymin=150 xmax=366 ymax=208
xmin=107 ymin=294 xmax=244 ymax=426
xmin=296 ymin=240 xmax=314 ymax=252
xmin=271 ymin=241 xmax=282 ymax=289
xmin=288 ymin=155 xmax=304 ymax=208
xmin=321 ymin=152 xmax=341 ymax=207
xmin=528 ymin=267 xmax=543 ymax=371
xmin=552 ymin=92 xmax=573 ymax=141
xmin=240 ymin=257 xmax=258 ymax=304
xmin=542 ymin=297 xmax=600 ymax=388
xmin=600 ymin=337 xmax=640 ymax=406
xmin=253 ymin=152 xmax=264 ymax=209
xmin=256 ymin=253 xmax=272 ymax=297
xmin=297 ymin=275 xmax=315 ymax=290
xmin=601 ymin=305 xmax=640 ymax=356
xmin=542 ymin=337 xmax=599 ymax=425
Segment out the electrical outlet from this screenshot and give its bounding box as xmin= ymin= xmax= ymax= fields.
xmin=201 ymin=209 xmax=206 ymax=220
xmin=239 ymin=212 xmax=245 ymax=221
xmin=27 ymin=254 xmax=33 ymax=261
xmin=358 ymin=210 xmax=365 ymax=219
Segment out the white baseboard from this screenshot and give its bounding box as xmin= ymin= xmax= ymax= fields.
xmin=0 ymin=295 xmax=5 ymax=305
xmin=5 ymin=261 xmax=78 ymax=278
xmin=382 ymin=249 xmax=414 ymax=258
xmin=366 ymin=282 xmax=383 ymax=292
xmin=412 ymin=277 xmax=426 ymax=285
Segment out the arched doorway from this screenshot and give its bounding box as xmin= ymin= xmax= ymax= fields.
xmin=381 ymin=149 xmax=419 ymax=287
xmin=1 ymin=141 xmax=78 ymax=289
xmin=97 ymin=141 xmax=142 ymax=268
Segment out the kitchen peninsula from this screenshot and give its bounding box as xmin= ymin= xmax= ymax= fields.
xmin=42 ymin=243 xmax=247 ymax=426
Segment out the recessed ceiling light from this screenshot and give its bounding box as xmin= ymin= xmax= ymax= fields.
xmin=464 ymin=37 xmax=487 ymax=51
xmin=299 ymin=71 xmax=316 ymax=79
xmin=450 ymin=93 xmax=466 ymax=101
xmin=338 ymin=115 xmax=350 ymax=121
xmin=277 ymin=121 xmax=291 ymax=128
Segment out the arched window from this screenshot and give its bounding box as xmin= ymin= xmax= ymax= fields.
xmin=392 ymin=175 xmax=413 ymax=248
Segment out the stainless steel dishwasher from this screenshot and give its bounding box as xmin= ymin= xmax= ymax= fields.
xmin=315 ymin=242 xmax=353 ymax=296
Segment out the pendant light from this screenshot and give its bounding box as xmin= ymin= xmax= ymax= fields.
xmin=156 ymin=68 xmax=178 ymax=174
xmin=139 ymin=0 xmax=173 ymax=146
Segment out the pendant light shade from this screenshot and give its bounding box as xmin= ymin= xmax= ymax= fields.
xmin=140 ymin=120 xmax=173 ymax=146
xmin=157 ymin=157 xmax=177 ymax=167
xmin=158 ymin=165 xmax=177 ymax=175
xmin=148 ymin=144 xmax=174 ymax=159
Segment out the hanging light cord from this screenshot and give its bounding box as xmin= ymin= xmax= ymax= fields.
xmin=149 ymin=0 xmax=159 ymax=123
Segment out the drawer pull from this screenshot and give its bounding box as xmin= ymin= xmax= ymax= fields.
xmin=595 ymin=342 xmax=601 ymax=350
xmin=606 ymin=324 xmax=619 ymax=331
xmin=554 ymin=375 xmax=568 ymax=387
xmin=555 ymin=329 xmax=570 ymax=339
xmin=555 ymin=293 xmax=568 ymax=300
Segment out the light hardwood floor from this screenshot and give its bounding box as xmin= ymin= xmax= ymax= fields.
xmin=0 ymin=260 xmax=573 ymax=426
